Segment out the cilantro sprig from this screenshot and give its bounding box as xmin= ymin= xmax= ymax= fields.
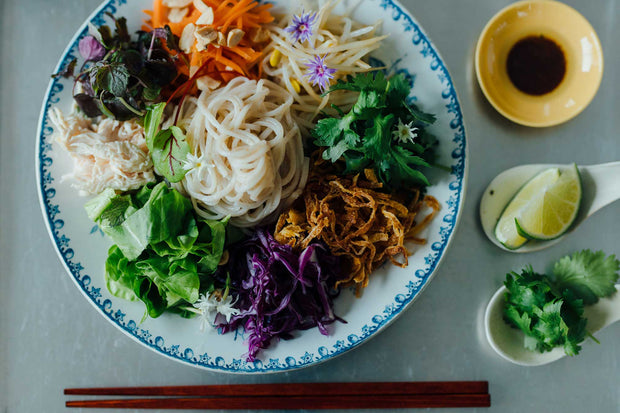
xmin=503 ymin=250 xmax=619 ymax=356
xmin=311 ymin=72 xmax=439 ymax=189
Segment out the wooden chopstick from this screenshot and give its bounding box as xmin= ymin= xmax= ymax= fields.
xmin=66 ymin=394 xmax=491 ymax=409
xmin=65 ymin=381 xmax=490 ymax=409
xmin=65 ymin=380 xmax=488 ymax=397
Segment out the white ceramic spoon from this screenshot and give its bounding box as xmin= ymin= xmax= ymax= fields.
xmin=484 ymin=284 xmax=620 ymax=366
xmin=480 ymin=162 xmax=620 ymax=253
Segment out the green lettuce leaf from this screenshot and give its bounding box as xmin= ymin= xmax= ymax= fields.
xmin=86 ymin=182 xmax=192 ymax=260
xmin=89 ymin=183 xmax=229 ymax=319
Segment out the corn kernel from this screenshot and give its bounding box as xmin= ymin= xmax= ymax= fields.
xmin=290 ymin=78 xmax=301 ymax=93
xmin=269 ymin=49 xmax=282 ymax=67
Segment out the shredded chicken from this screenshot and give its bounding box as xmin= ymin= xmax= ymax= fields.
xmin=50 ymin=108 xmax=156 ymax=195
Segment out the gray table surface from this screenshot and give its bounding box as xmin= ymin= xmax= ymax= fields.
xmin=1 ymin=0 xmax=618 ymax=412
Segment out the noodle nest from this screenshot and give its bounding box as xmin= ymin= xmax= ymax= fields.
xmin=177 ymin=76 xmax=309 ymax=227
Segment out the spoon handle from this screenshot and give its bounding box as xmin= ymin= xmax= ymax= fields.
xmin=584 ymin=284 xmax=620 ymax=333
xmin=581 ymin=161 xmax=620 ymax=217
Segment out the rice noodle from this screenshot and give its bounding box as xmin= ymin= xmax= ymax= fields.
xmin=175 ymin=76 xmax=309 ymax=227
xmin=261 ymin=0 xmax=386 ymax=136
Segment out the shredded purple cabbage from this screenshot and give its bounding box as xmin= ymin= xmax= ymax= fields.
xmin=218 ymin=228 xmax=345 ymax=361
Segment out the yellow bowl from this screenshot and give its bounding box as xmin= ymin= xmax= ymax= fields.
xmin=475 ymin=0 xmax=603 ymax=127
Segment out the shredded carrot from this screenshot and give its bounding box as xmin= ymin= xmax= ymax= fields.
xmin=144 ymin=0 xmax=274 ymax=85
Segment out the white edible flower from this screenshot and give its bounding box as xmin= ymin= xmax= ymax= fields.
xmin=392 ymin=118 xmax=418 ymax=144
xmin=216 ymin=294 xmax=240 ymax=323
xmin=182 ymin=152 xmax=203 ymax=171
xmin=193 ymin=291 xmax=240 ymax=332
xmin=193 ymin=293 xmax=219 ymax=332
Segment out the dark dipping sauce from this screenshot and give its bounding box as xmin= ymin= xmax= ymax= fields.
xmin=506 ymin=35 xmax=566 ymax=95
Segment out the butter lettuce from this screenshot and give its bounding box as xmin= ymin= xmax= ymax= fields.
xmin=86 ymin=182 xmax=227 ymax=318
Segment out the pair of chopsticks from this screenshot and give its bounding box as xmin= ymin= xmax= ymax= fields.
xmin=65 ymin=381 xmax=490 ymax=409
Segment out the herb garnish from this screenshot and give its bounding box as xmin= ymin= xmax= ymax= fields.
xmin=503 ymin=250 xmax=619 ymax=356
xmin=144 ymin=102 xmax=190 ymax=183
xmin=312 ymin=72 xmax=439 ymax=189
xmin=55 ymin=13 xmax=178 ymax=120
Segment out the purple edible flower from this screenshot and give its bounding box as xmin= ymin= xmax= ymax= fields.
xmin=78 ymin=35 xmax=106 ymax=62
xmin=304 ymin=55 xmax=337 ymax=92
xmin=284 ymin=10 xmax=317 ymax=43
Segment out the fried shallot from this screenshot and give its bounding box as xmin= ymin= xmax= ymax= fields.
xmin=275 ymin=165 xmax=440 ymax=293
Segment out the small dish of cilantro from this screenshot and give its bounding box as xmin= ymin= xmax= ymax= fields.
xmin=486 ymin=250 xmax=620 ymax=365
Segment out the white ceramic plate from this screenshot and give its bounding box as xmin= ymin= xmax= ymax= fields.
xmin=36 ymin=0 xmax=467 ymax=373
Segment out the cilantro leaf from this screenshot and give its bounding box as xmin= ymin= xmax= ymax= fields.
xmin=361 ymin=114 xmax=394 ymax=161
xmin=389 ymin=146 xmax=430 ymax=187
xmin=504 ymin=305 xmax=533 ymax=337
xmin=560 ymin=289 xmax=587 ymax=356
xmin=386 ymin=74 xmax=411 ymax=104
xmin=352 ymin=89 xmax=385 ymax=118
xmin=314 ymin=117 xmax=347 ymax=147
xmin=503 ymin=266 xmax=586 ymax=355
xmin=531 ymin=300 xmax=568 ymax=351
xmin=405 ymin=102 xmax=437 ymax=125
xmin=323 ymin=140 xmax=350 ymax=163
xmin=312 ymin=72 xmax=439 ymax=189
xmin=551 ymin=250 xmax=620 ymax=305
xmin=341 ymin=151 xmax=369 ymax=174
xmin=502 ymin=250 xmax=619 ymax=357
xmin=325 ymin=71 xmax=388 ymax=94
xmin=504 ymin=267 xmax=551 ymax=313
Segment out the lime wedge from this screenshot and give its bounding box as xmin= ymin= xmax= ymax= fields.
xmin=494 ymin=168 xmax=561 ymax=249
xmin=515 ymin=164 xmax=582 ymax=240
